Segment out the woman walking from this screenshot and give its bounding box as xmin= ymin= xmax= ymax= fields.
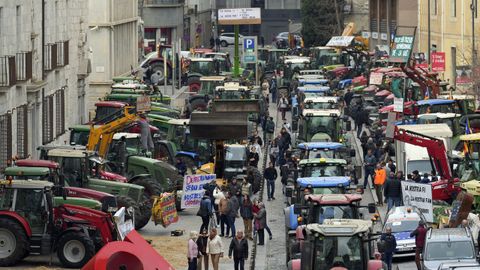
xmin=207 ymin=228 xmax=224 ymax=270
xmin=188 ymin=231 xmax=199 ymax=270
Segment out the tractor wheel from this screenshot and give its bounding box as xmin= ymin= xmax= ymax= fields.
xmin=0 ymin=219 xmax=28 ymax=266
xmin=116 ymin=195 xmax=144 ymax=230
xmin=150 ymin=61 xmax=171 ymax=84
xmin=57 ymin=231 xmax=95 ymax=268
xmin=247 ymin=166 xmax=263 ymax=194
xmin=132 ymin=178 xmax=163 ymax=229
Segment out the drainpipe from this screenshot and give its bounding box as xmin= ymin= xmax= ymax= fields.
xmin=42 ymin=0 xmax=45 ymax=80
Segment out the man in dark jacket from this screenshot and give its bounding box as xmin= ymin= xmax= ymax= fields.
xmin=228 ymin=230 xmax=249 ymax=270
xmin=280 ymin=163 xmax=289 ymax=195
xmin=344 ymin=87 xmax=354 ymax=107
xmin=384 ymin=175 xmax=402 ymax=211
xmin=198 ymin=192 xmax=213 ymax=233
xmin=364 ymin=149 xmax=377 ymax=189
xmin=380 ymin=227 xmax=397 ymax=270
xmin=410 ymin=221 xmax=427 ymax=270
xmin=196 ymin=228 xmax=209 ymax=270
xmin=227 ymin=192 xmax=240 ymax=238
xmin=264 ymin=162 xmax=278 ymax=201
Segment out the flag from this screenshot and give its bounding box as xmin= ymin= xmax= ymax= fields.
xmin=424 ymin=86 xmax=430 ymax=100
xmin=464 ymin=116 xmax=472 ymax=154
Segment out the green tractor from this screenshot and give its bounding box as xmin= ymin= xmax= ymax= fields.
xmin=39 ymin=147 xmax=154 ymax=230
xmin=295 ymin=109 xmax=348 ymax=144
xmin=105 ymin=93 xmax=171 ymax=105
xmin=211 ymin=82 xmax=263 ymax=122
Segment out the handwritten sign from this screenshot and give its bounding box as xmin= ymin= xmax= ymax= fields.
xmin=152 ymin=193 xmax=178 ymax=228
xmin=181 ymin=174 xmax=216 ymax=208
xmin=369 ymin=72 xmax=384 ymax=85
xmin=136 ymin=95 xmax=151 ymax=112
xmin=113 ymin=207 xmax=134 ymax=241
xmin=401 ymin=182 xmax=433 ymax=222
xmin=390 ymin=35 xmax=415 ymax=63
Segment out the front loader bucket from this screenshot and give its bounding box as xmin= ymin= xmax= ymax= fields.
xmin=82 ymin=230 xmax=175 ymax=270
xmin=212 ymin=99 xmax=260 ymax=113
xmin=189 ymin=111 xmax=249 ymax=140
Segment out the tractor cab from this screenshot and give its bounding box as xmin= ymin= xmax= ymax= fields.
xmin=438 ymin=94 xmax=476 ymax=115
xmin=296 ymin=109 xmax=343 ymax=143
xmin=297 ymin=142 xmax=355 ymax=160
xmin=214 ymin=82 xmax=254 ymax=100
xmin=417 ymin=113 xmax=462 ymax=136
xmin=415 ymin=99 xmax=459 ymax=115
xmin=297 ymin=85 xmax=331 ymax=98
xmin=298 ymin=78 xmax=329 ymax=87
xmin=281 ymin=57 xmax=311 ymax=87
xmin=298 ymin=158 xmax=347 ymax=178
xmin=288 ymin=220 xmax=381 ymax=270
xmin=303 ymin=96 xmax=339 ymax=110
xmin=286 ymin=175 xmax=351 ymax=205
xmin=267 ymin=48 xmax=288 ymax=71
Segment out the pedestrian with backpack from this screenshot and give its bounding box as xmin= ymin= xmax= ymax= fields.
xmin=265 ymin=117 xmax=275 ymax=143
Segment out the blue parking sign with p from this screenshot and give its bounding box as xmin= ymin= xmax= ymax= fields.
xmin=244 ymin=38 xmax=255 ymax=49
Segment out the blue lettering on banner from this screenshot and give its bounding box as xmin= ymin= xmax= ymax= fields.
xmin=181 ymin=174 xmax=216 ymax=209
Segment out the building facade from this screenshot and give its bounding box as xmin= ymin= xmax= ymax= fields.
xmin=418 ymin=0 xmax=480 ymax=87
xmin=368 ymin=0 xmax=418 ymax=51
xmin=87 ymin=0 xmax=139 ymax=113
xmin=0 ymin=0 xmax=90 ymax=170
xmin=344 ymin=0 xmax=369 ymax=33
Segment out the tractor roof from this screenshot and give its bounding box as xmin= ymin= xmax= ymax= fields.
xmin=299 ymin=78 xmax=329 ymax=84
xmin=299 ymin=158 xmax=347 ymax=165
xmin=167 ymin=118 xmax=190 ymax=126
xmin=95 ymin=101 xmax=127 ymax=108
xmin=189 ymin=58 xmax=214 ymax=62
xmin=304 ymin=96 xmax=338 ymax=104
xmin=113 ymin=132 xmax=140 ymax=140
xmin=285 ymin=57 xmax=310 ymax=64
xmin=297 ymin=142 xmax=344 ymax=150
xmin=437 ymin=94 xmax=475 ymax=100
xmin=306 ymin=219 xmax=371 ymax=236
xmin=4 ymin=166 xmax=50 ymax=176
xmin=417 ymin=112 xmax=461 ymax=120
xmin=302 ymin=109 xmax=340 ymax=117
xmin=304 ymin=194 xmax=362 ymax=205
xmin=47 ymin=148 xmax=92 ymax=158
xmin=416 ymin=99 xmax=455 ymax=106
xmin=460 ymin=133 xmax=480 ymax=141
xmin=296 ymin=176 xmax=350 ymax=188
xmin=215 ymin=82 xmax=249 ymax=91
xmin=200 ymin=76 xmax=227 ymax=82
xmin=0 ymin=179 xmax=54 ymax=189
xmin=15 ymin=159 xmax=59 ymax=169
xmin=111 ymin=82 xmax=146 ymax=89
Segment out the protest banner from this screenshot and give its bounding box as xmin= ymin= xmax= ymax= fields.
xmin=401 ymin=181 xmax=433 ymax=222
xmin=369 ymin=72 xmax=383 ymax=85
xmin=152 ymin=192 xmax=179 ymax=228
xmin=181 ymin=174 xmax=216 ymax=209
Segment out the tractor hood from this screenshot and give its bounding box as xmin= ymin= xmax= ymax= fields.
xmin=296 ymin=176 xmax=350 ymax=188
xmin=64 ymin=187 xmax=117 ymax=212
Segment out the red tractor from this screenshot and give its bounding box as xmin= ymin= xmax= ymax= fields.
xmin=0 ymin=180 xmax=120 ymax=268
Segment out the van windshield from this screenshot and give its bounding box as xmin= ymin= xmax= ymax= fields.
xmin=425 ymin=241 xmax=474 ymax=260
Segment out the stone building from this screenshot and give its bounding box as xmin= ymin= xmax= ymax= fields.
xmin=87 ymin=0 xmax=139 ymax=113
xmin=0 ymin=0 xmax=90 ymax=170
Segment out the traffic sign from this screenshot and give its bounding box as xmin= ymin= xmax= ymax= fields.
xmin=242 ymin=36 xmax=257 ymax=64
xmin=244 ymin=38 xmax=255 ymax=50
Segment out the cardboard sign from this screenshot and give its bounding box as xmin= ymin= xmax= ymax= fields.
xmin=390 ymin=35 xmax=415 ymax=63
xmin=385 ymin=112 xmax=397 ymax=139
xmin=431 ymin=52 xmax=446 ymax=72
xmin=181 ymin=174 xmax=216 ymax=208
xmin=401 ymin=182 xmax=433 ymax=223
xmin=393 ymin=97 xmax=404 ymax=112
xmin=152 ymin=192 xmax=178 ymax=228
xmin=326 ymin=36 xmax=355 ymax=47
xmin=136 ymin=95 xmax=151 ymax=112
xmin=113 ymin=207 xmax=134 ymax=241
xmin=369 ymin=72 xmax=384 ymax=85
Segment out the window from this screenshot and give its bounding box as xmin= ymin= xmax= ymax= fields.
xmin=0 ymin=7 xmax=3 ymax=42
xmin=16 ymin=6 xmax=21 ymax=46
xmin=0 ymin=112 xmax=12 ymax=173
xmin=42 ymin=92 xmax=54 ymax=144
xmin=452 ymin=0 xmax=456 ymax=17
xmin=55 ymin=89 xmax=65 ymax=137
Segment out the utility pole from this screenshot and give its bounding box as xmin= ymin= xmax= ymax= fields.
xmin=427 ymin=0 xmax=431 ymax=65
xmin=472 ymin=0 xmax=477 ymax=66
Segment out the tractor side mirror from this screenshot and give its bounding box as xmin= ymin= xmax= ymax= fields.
xmin=368 ymin=203 xmax=376 ymax=214
xmin=350 ymin=149 xmax=356 ymax=157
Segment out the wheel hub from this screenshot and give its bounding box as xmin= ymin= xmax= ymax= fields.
xmin=63 ymin=240 xmax=85 ymax=263
xmin=0 ymin=229 xmax=16 ymax=259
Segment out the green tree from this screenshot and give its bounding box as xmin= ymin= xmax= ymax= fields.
xmin=301 ymin=0 xmax=345 ymax=47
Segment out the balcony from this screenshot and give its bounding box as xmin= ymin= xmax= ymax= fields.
xmin=56 ymin=41 xmax=69 ymax=67
xmin=16 ymin=52 xmax=33 ymax=81
xmin=144 ymin=0 xmax=184 ymax=6
xmin=0 ymin=56 xmax=17 ymax=87
xmin=44 ymin=43 xmax=58 ymax=72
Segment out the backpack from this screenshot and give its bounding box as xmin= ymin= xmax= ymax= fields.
xmin=266 ymin=121 xmax=275 ymax=133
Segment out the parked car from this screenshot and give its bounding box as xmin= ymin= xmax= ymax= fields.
xmin=219 ymin=33 xmax=244 ymax=47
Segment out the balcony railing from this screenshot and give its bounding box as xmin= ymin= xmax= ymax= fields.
xmin=56 ymin=41 xmax=69 ymax=67
xmin=0 ymin=56 xmax=17 ymax=87
xmin=16 ymin=52 xmax=32 ymax=81
xmin=145 ymin=0 xmax=184 ymax=5
xmin=44 ymin=43 xmax=58 ymax=71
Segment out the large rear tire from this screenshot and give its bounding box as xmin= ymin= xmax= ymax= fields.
xmin=116 ymin=195 xmax=144 ymax=230
xmin=57 ymin=231 xmax=95 ymax=268
xmin=0 ymin=219 xmax=28 ymax=266
xmin=132 ymin=178 xmax=163 ymax=229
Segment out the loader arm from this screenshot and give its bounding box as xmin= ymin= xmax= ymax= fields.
xmin=394 ymin=127 xmax=452 ymax=180
xmin=401 ymin=64 xmax=441 ymax=99
xmin=86 ymin=107 xmax=140 ymax=157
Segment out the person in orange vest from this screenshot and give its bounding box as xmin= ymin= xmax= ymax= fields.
xmin=374 ymin=162 xmax=387 ymax=206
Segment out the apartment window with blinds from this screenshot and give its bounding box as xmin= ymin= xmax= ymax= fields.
xmin=55 ymin=89 xmax=65 ymax=137
xmin=16 ymin=104 xmax=28 ymax=158
xmin=42 ymin=94 xmax=54 ymax=144
xmin=0 ymin=112 xmax=12 ymax=172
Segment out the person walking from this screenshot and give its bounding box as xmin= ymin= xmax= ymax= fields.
xmin=384 ymin=173 xmax=403 ymax=211
xmin=344 ymin=87 xmax=354 ymax=107
xmin=241 ymin=177 xmax=252 ymax=198
xmin=240 ymin=195 xmax=254 ymax=240
xmin=280 ymin=162 xmax=289 ymax=194
xmin=248 ymin=146 xmax=260 ymax=167
xmin=374 ymin=163 xmax=387 ymax=206
xmin=196 ymin=229 xmax=209 ymax=270
xmin=218 ymin=192 xmax=229 ymax=237
xmin=270 ymin=78 xmax=277 ymax=103
xmin=206 ymin=228 xmax=223 ymax=270
xmin=188 ymin=231 xmax=199 ymax=270
xmin=278 ymin=95 xmax=289 ymax=120
xmin=269 ymin=139 xmax=279 ymax=167
xmin=264 ymin=162 xmax=278 ymax=201
xmin=215 ymin=37 xmax=221 ymax=51
xmin=364 ymin=149 xmax=377 ymax=189
xmin=228 ymin=178 xmax=242 ymax=199
xmin=228 ymin=230 xmax=249 ymax=270
xmin=198 ymin=192 xmax=213 ymax=233
xmin=227 ymin=192 xmax=240 ymax=238
xmin=254 ymin=202 xmax=267 ymax=245
xmin=261 ymin=79 xmax=270 ymax=103
xmin=410 ymin=221 xmax=427 ymax=270
xmin=380 ymin=227 xmax=397 ymax=270
xmin=213 ymin=186 xmax=224 ymax=225
xmin=265 ymin=117 xmax=275 ymax=143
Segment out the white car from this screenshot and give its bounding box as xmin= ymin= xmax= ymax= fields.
xmin=219 ymin=33 xmax=244 ymax=47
